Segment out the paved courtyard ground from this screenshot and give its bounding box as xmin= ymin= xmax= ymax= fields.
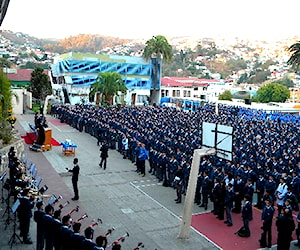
xmin=0 ymin=113 xmax=298 ymax=250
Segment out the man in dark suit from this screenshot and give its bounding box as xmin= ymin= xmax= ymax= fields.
xmin=99 ymin=142 xmax=109 ymax=170
xmin=18 ymin=188 xmax=34 ymax=244
xmin=66 ymin=158 xmax=80 ymax=200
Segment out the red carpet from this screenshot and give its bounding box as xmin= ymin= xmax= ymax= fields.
xmin=21 ymin=135 xmax=61 ymax=146
xmin=48 ymin=119 xmax=68 ymax=126
xmin=191 ymin=207 xmax=296 ymax=250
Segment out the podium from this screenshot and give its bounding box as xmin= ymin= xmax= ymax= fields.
xmin=29 ymin=128 xmax=52 ymax=152
xmin=41 ymin=128 xmax=52 ymax=151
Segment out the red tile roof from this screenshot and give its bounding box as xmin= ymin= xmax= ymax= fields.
xmin=6 ymin=69 xmax=49 ymax=82
xmin=161 ymin=77 xmax=219 ymax=87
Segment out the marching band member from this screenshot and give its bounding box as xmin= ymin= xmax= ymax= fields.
xmin=112 ymin=243 xmax=121 ymax=250
xmin=95 ymin=235 xmax=108 ymax=250
xmin=53 ymin=210 xmax=62 ymax=250
xmin=43 ymin=204 xmax=55 ymax=250
xmin=82 ymin=227 xmax=97 ymax=250
xmin=18 ymin=188 xmax=34 ymax=244
xmin=34 ymin=201 xmax=45 ymax=250
xmin=71 ymin=222 xmax=85 ymax=250
xmin=60 ymin=215 xmax=74 ymax=250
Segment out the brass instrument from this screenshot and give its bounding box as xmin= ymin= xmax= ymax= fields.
xmin=66 ymin=206 xmax=79 ymax=216
xmin=49 ymin=195 xmax=63 ymax=206
xmin=108 ymin=232 xmax=130 ymax=247
xmin=88 ymin=218 xmax=102 ymax=228
xmin=104 ymin=227 xmax=115 ymax=237
xmin=74 ymin=213 xmax=88 ymax=223
xmin=58 ymin=201 xmax=70 ymax=211
xmin=133 ymin=242 xmax=144 ymax=250
xmin=17 ymin=192 xmax=51 ymax=199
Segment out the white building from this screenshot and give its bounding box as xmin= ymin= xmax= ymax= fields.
xmin=161 ymin=77 xmax=229 ymax=103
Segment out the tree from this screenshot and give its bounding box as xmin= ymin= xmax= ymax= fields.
xmin=143 ymin=35 xmax=172 ymax=104
xmin=0 ymin=71 xmax=12 ymax=119
xmin=255 ymin=83 xmax=290 ymax=103
xmin=218 ymin=90 xmax=233 ymax=101
xmin=27 ymin=68 xmax=52 ymax=103
xmin=273 ymin=77 xmax=295 ymax=88
xmin=89 ymin=72 xmax=127 ymax=105
xmin=0 ymin=58 xmax=12 ymax=119
xmin=287 ymin=41 xmax=300 ymax=72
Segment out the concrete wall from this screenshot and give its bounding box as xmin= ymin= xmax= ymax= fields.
xmin=0 ymin=139 xmax=25 ymax=174
xmin=11 ymin=88 xmax=32 ymax=114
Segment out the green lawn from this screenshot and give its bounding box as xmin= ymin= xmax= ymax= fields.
xmin=32 ymin=103 xmax=40 ymax=113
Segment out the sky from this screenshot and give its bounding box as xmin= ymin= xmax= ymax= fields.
xmin=2 ymin=0 xmax=300 ymax=41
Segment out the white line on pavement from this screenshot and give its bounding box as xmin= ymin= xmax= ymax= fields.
xmin=130 ymin=181 xmax=222 ymax=250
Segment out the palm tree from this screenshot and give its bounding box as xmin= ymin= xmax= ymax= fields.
xmin=90 ymin=72 xmax=127 ymax=106
xmin=143 ymin=35 xmax=172 ymax=105
xmin=287 ymin=41 xmax=300 ymax=72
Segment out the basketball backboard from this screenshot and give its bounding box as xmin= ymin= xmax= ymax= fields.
xmin=202 ymin=122 xmax=233 ymax=161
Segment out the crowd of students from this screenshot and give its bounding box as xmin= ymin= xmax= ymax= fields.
xmin=50 ymin=103 xmax=300 ymax=249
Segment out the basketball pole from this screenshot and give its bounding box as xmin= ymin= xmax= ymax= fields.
xmin=178 ymin=148 xmax=216 ymax=239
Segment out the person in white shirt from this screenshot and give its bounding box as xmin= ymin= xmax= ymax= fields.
xmin=276 ymin=177 xmax=288 ymax=215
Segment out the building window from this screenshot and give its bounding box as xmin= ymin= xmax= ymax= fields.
xmin=177 ymin=90 xmax=180 ymax=97
xmin=166 ymin=90 xmax=169 ymax=96
xmin=172 ymin=90 xmax=176 ymax=97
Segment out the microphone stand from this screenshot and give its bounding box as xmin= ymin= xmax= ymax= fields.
xmin=8 ymin=199 xmax=23 ymax=247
